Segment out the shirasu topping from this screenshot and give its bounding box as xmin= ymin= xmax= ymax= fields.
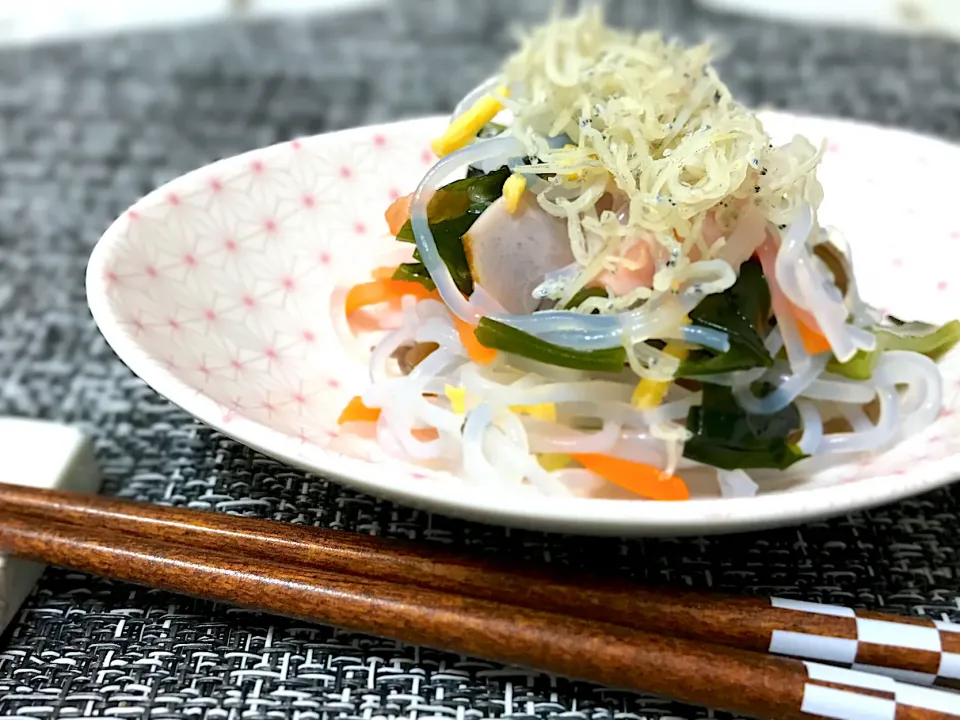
xmin=500 ymin=5 xmax=825 ymax=307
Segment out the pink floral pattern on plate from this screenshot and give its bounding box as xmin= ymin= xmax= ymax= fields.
xmin=86 ymin=113 xmax=960 ymax=536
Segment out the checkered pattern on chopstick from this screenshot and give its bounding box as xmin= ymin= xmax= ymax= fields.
xmin=769 ymin=598 xmax=960 ymax=688
xmin=800 ymin=661 xmax=959 ymax=719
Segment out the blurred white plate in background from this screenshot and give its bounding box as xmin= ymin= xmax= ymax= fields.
xmin=698 ymin=0 xmax=960 ymax=38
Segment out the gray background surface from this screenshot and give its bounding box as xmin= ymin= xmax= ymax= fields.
xmin=1 ymin=1 xmax=959 ymax=718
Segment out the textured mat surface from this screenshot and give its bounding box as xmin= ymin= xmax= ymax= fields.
xmin=1 ymin=1 xmax=960 ymax=718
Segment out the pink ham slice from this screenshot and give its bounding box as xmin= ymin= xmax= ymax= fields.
xmin=593 ymin=204 xmax=768 ymax=296
xmin=463 ymin=194 xmax=575 ymax=315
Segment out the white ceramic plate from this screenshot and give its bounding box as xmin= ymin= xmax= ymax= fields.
xmin=86 ymin=113 xmax=960 ymax=536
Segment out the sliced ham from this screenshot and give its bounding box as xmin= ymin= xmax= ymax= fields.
xmin=594 ymin=203 xmax=767 ymax=297
xmin=463 ymin=194 xmax=574 ymax=314
xmin=595 ymin=236 xmax=657 ymax=296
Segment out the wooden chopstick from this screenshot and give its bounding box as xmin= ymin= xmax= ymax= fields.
xmin=2 ymin=503 xmax=958 ymax=719
xmin=4 ymin=484 xmax=959 ymax=692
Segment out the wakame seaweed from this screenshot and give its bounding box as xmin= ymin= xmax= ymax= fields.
xmin=679 ymin=258 xmax=774 ymax=377
xmin=683 ymin=383 xmax=806 ymax=470
xmin=393 ymin=166 xmax=511 ymax=295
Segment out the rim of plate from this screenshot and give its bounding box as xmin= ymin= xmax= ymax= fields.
xmin=86 ymin=113 xmax=960 ymax=536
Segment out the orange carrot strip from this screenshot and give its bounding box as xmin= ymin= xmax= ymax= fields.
xmin=453 ymin=315 xmax=498 ymax=365
xmin=337 ymin=396 xmax=381 ymax=425
xmin=411 ymin=427 xmax=440 ymax=441
xmin=787 ymin=301 xmax=833 ymax=355
xmin=385 ymin=193 xmax=413 ymax=236
xmin=345 ymin=279 xmax=435 ymax=315
xmin=570 ymin=454 xmax=690 ymax=501
xmin=795 ymin=316 xmax=833 ymax=355
xmin=758 ymin=237 xmax=832 ymax=355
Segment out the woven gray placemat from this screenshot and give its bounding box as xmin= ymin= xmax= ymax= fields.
xmin=1 ymin=1 xmax=959 ymax=718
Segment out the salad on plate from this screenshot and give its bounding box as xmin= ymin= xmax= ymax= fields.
xmin=334 ymin=6 xmax=959 ymax=501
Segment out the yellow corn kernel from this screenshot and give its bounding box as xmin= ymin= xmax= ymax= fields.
xmin=631 ymin=378 xmax=670 ymax=410
xmin=444 ymin=385 xmax=467 ymax=414
xmin=430 ymin=86 xmax=509 ymax=158
xmin=511 ymin=402 xmax=557 ymax=423
xmin=563 ymin=143 xmax=580 ymax=181
xmin=631 ymin=343 xmax=691 ymax=410
xmin=502 ymin=173 xmax=526 ymax=213
xmin=537 ymin=453 xmax=572 ymax=472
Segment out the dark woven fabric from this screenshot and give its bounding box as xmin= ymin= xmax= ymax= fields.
xmin=1 ymin=1 xmax=959 ymax=718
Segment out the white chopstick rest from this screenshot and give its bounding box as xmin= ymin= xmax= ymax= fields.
xmin=0 ymin=418 xmax=102 ymax=633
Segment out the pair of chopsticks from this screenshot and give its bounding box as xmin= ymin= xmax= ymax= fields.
xmin=1 ymin=485 xmax=958 ymax=720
